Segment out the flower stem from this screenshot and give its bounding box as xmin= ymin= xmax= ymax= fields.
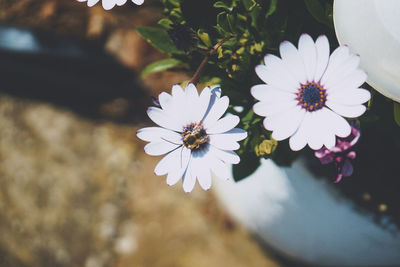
xmin=189 ymin=35 xmax=235 ymax=85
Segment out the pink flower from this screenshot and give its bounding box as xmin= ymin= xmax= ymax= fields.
xmin=314 ymin=123 xmax=360 ymax=183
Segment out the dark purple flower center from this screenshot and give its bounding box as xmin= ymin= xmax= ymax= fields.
xmin=182 ymin=122 xmax=209 ymax=150
xmin=296 ymin=82 xmax=327 ymax=112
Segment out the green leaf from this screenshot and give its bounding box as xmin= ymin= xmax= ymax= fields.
xmin=242 ymin=109 xmax=254 ymax=122
xmin=226 ymin=13 xmax=236 ymax=32
xmin=141 ymin=58 xmax=185 ymax=78
xmin=217 ymin=12 xmax=232 ymax=33
xmin=158 ymin=18 xmax=174 ymax=30
xmin=248 ymin=4 xmax=262 ymax=29
xmin=394 ymin=102 xmax=400 ymax=127
xmin=242 ymin=0 xmax=257 ymax=11
xmin=232 ymin=152 xmax=260 ymax=182
xmin=265 ymin=0 xmax=277 ymax=19
xmin=304 ymin=0 xmax=333 ymax=28
xmin=214 ymin=1 xmax=233 ymax=11
xmin=197 ymin=30 xmax=212 ymax=47
xmin=136 ymin=26 xmax=183 ymax=55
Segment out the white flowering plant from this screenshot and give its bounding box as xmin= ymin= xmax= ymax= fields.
xmin=76 ymin=0 xmax=144 ymax=10
xmin=134 ymin=0 xmax=400 ymax=227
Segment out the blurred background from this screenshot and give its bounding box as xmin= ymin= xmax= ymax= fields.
xmin=0 ymin=1 xmax=281 ymax=266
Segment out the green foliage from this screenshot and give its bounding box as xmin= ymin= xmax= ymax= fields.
xmin=304 ymin=0 xmax=334 ymax=28
xmin=136 ymin=26 xmax=183 ymax=55
xmin=141 ymin=58 xmax=185 ymax=78
xmin=232 ymin=152 xmax=260 ymax=182
xmin=141 ymin=0 xmax=335 ymax=180
xmin=394 ymin=102 xmax=400 ymax=127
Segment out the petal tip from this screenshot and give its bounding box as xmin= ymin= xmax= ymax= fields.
xmin=300 ymin=33 xmax=312 ymax=40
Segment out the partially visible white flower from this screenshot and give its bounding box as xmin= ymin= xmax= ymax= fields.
xmin=137 ymin=84 xmax=247 ymax=193
xmin=76 ymin=0 xmax=144 ymax=10
xmin=334 ymin=0 xmax=400 ymax=102
xmin=251 ymin=33 xmax=370 ymax=151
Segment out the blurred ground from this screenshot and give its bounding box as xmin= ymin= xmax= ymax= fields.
xmin=0 ymin=94 xmax=278 ymax=267
xmin=0 ymin=0 xmax=280 ymax=266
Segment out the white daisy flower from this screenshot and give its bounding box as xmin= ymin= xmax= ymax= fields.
xmin=76 ymin=0 xmax=144 ymax=10
xmin=251 ymin=33 xmax=371 ymax=151
xmin=137 ymin=84 xmax=247 ymax=193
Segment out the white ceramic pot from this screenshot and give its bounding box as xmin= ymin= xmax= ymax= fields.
xmin=333 ymin=0 xmax=400 ymax=102
xmin=213 ymin=158 xmax=400 ymax=265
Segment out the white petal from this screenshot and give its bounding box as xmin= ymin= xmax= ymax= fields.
xmin=326 ymin=70 xmax=367 ymax=93
xmin=166 ymin=169 xmax=184 ymax=186
xmin=320 ymin=45 xmax=350 ymax=85
xmin=314 ymin=35 xmax=330 ymax=82
xmin=326 ymin=101 xmax=367 ymax=118
xmin=202 ymin=87 xmax=221 ymax=120
xmin=102 ymin=0 xmax=116 ymax=10
xmin=253 ymin=99 xmax=297 ymax=117
xmin=317 ymin=118 xmax=336 ymax=149
xmin=185 ymin=83 xmax=199 ymax=100
xmin=267 ymin=106 xmax=306 ymax=141
xmin=208 ymin=135 xmax=240 ymax=150
xmin=289 ymin=113 xmax=312 ymax=151
xmin=250 ymin=84 xmax=294 ymax=102
xmin=154 ymin=146 xmax=188 ymax=176
xmin=250 ymin=84 xmax=267 ymax=100
xmin=323 ymin=55 xmax=360 ymax=89
xmin=116 ymin=0 xmax=127 ymax=5
xmin=209 ymin=155 xmax=231 ymax=180
xmin=180 ymin=146 xmax=192 ymax=168
xmin=298 ymin=34 xmax=317 ymax=82
xmin=182 ymin=163 xmax=196 ymax=193
xmin=328 ymin=88 xmax=371 ymax=106
xmin=144 ymin=141 xmax=180 ymax=156
xmin=317 ymin=108 xmax=339 ymax=149
xmin=207 ymin=115 xmax=239 ymax=134
xmin=209 ymin=145 xmax=240 ymax=164
xmin=263 ymin=105 xmax=301 ymax=130
xmin=136 ymin=127 xmax=182 ymax=144
xmin=255 ymin=63 xmax=299 ymax=93
xmin=263 ymin=54 xmax=299 ymax=90
xmin=165 ymin=147 xmax=191 ymax=185
xmin=172 ymin=84 xmax=185 ymax=98
xmin=175 ymin=84 xmax=199 ymax=125
xmin=321 ymin=107 xmax=351 ymax=138
xmin=257 ymin=56 xmax=299 ymax=91
xmin=192 ymin=157 xmax=212 ymax=190
xmin=168 ymin=86 xmax=192 ymax=126
xmin=216 ymin=128 xmax=247 ymax=142
xmin=322 ymin=130 xmax=336 ymax=149
xmin=195 ymin=87 xmax=212 ymax=122
xmin=279 ymin=40 xmax=307 ymax=84
xmin=158 ymin=92 xmax=173 ymax=111
xmin=306 ymin=111 xmax=324 ymax=150
xmin=210 ymin=87 xmax=222 ymax=98
xmin=87 ymin=0 xmax=99 ymax=6
xmin=197 ymin=170 xmax=212 ymax=190
xmin=202 ymin=96 xmax=229 ymax=129
xmin=132 ymin=0 xmax=144 ymax=4
xmin=147 ymin=107 xmax=182 ymax=132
